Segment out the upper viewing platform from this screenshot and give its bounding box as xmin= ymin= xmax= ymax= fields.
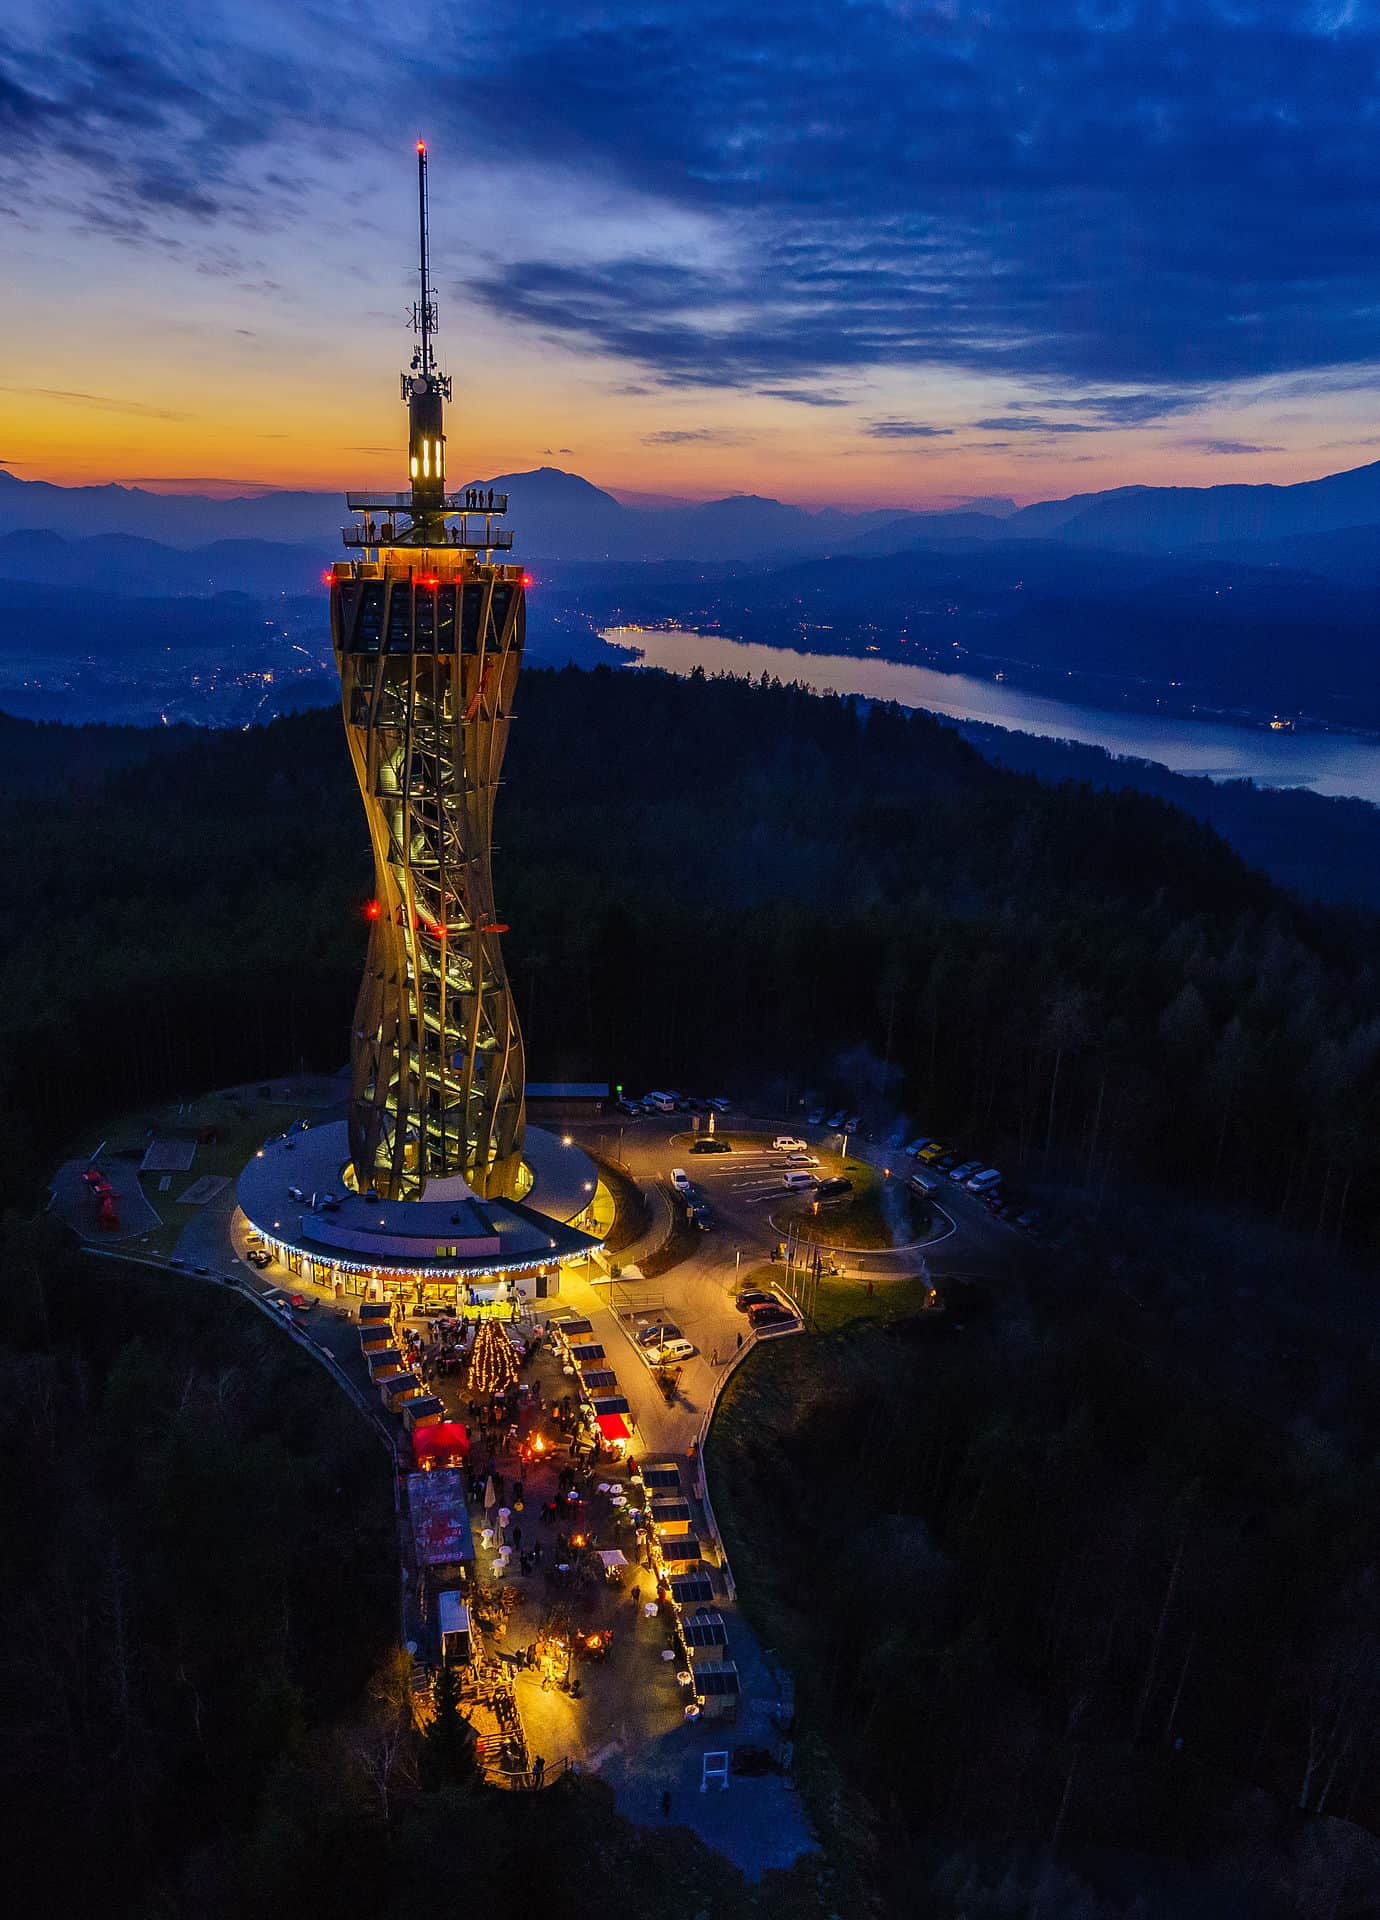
xmin=342 ymin=491 xmax=514 ymax=553
xmin=342 ymin=521 xmax=514 ymax=552
xmin=346 ymin=490 xmax=508 ymax=516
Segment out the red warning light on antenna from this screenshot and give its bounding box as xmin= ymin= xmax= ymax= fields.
xmin=417 ymin=140 xmax=426 ymax=154
xmin=322 ymin=570 xmax=334 ymax=586
xmin=521 ymin=574 xmax=533 ymax=589
xmin=364 ymin=899 xmax=382 ymax=921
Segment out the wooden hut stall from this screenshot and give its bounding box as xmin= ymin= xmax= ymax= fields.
xmin=651 ymin=1496 xmax=693 ymax=1539
xmin=682 ymin=1611 xmax=729 ymax=1653
xmin=691 ymin=1661 xmax=741 ymax=1721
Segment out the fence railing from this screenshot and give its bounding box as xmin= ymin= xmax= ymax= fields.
xmin=489 ymin=1755 xmax=571 ymax=1792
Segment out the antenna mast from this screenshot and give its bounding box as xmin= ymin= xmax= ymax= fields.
xmin=416 ymin=142 xmax=435 ymax=377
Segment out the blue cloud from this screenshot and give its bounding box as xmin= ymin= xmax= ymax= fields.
xmin=13 ymin=0 xmax=1380 ymax=416
xmin=452 ymin=2 xmax=1380 ymax=397
xmin=1177 ymin=438 xmax=1287 ymax=454
xmin=865 ymin=420 xmax=956 ymax=439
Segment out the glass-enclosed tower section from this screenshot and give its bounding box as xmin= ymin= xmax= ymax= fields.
xmin=329 ymin=145 xmax=526 ymax=1200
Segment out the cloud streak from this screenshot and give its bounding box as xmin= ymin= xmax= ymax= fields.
xmin=865 ymin=420 xmax=955 ymax=440
xmin=0 ymin=384 xmax=192 ymax=420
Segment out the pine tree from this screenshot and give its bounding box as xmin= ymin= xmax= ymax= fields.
xmin=423 ymin=1663 xmax=481 ymax=1789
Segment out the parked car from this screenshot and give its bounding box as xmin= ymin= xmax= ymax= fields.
xmin=615 ymin=1097 xmax=641 ymax=1116
xmin=950 ymin=1160 xmax=983 ymax=1183
xmin=843 ymin=1114 xmax=861 ymax=1133
xmin=935 ymin=1153 xmax=963 ymax=1173
xmin=1015 ymin=1208 xmax=1043 ymax=1231
xmin=648 ymin=1337 xmax=696 ymax=1365
xmin=748 ymin=1301 xmax=797 ymax=1331
xmin=245 ymin=1248 xmax=273 ymax=1269
xmin=788 ymin=1151 xmax=820 ymax=1166
xmin=690 ymin=1137 xmax=732 ymax=1154
xmin=815 ymin=1176 xmax=853 ymax=1201
xmin=691 ymin=1204 xmax=714 ymax=1230
xmin=774 ymin=1135 xmax=807 ymax=1152
xmin=805 ymin=1108 xmax=825 ymax=1126
xmin=670 ymin=1167 xmax=692 ymax=1193
xmin=782 ymin=1170 xmax=817 ymax=1190
xmin=708 ymin=1097 xmax=732 ymax=1112
xmin=637 ymin=1321 xmax=683 ymax=1347
xmin=734 ymin=1290 xmax=774 ymax=1314
xmin=918 ymin=1142 xmax=948 ymax=1163
xmin=826 ymin=1110 xmax=845 ymax=1129
xmin=905 ymin=1137 xmax=932 ymax=1157
xmin=966 ymin=1168 xmax=1003 ymax=1193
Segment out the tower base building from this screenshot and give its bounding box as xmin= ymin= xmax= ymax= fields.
xmin=235 ymin=1116 xmax=605 ymax=1311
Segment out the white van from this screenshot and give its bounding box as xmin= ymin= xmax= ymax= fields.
xmin=645 ymin=1091 xmax=678 ymax=1113
xmin=670 ymin=1167 xmax=692 ymax=1193
xmin=438 ymin=1590 xmax=472 ymax=1666
xmin=783 ymin=1170 xmax=817 ymax=1191
xmin=967 ymin=1168 xmax=1003 ymax=1193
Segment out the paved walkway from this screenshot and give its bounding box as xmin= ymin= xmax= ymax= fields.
xmin=51 ymin=1153 xmax=162 ymax=1242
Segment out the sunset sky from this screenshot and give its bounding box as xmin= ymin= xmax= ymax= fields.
xmin=4 ymin=0 xmax=1380 ymax=509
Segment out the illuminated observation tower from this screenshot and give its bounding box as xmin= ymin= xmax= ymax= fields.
xmin=330 ymin=143 xmax=526 ymax=1201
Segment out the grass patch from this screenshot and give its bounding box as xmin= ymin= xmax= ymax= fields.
xmin=71 ymin=1086 xmax=323 ymax=1258
xmin=739 ymin=1261 xmax=940 ymax=1333
xmin=780 ymin=1161 xmax=932 ymax=1250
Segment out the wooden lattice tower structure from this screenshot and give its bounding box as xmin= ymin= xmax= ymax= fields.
xmin=330 ymin=144 xmax=526 ymax=1200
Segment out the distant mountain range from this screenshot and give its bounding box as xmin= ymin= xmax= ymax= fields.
xmin=3 ymin=458 xmax=1379 ymax=733
xmin=7 ymin=454 xmax=1380 ymax=568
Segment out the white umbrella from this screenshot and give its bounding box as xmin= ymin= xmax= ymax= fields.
xmin=484 ymin=1475 xmax=498 ymax=1511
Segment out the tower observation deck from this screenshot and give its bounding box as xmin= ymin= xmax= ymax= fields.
xmin=329 ymin=144 xmax=527 ymax=1202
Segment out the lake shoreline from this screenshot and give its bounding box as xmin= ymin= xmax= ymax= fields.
xmin=607 ymin=625 xmax=1380 ymax=804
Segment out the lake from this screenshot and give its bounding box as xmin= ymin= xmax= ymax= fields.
xmin=610 ymin=626 xmax=1380 ymax=806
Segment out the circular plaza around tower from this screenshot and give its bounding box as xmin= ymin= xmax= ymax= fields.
xmin=236 ymin=1119 xmax=606 ymax=1309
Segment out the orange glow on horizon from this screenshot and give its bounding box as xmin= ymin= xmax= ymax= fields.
xmin=1 ymin=348 xmax=1363 ymax=513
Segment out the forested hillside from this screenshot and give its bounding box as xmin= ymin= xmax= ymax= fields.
xmin=1 ymin=665 xmax=1377 ymax=1254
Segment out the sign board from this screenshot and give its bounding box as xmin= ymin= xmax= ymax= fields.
xmin=701 ymin=1750 xmax=730 ymax=1792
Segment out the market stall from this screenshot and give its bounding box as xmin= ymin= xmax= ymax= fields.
xmin=412 ymin=1421 xmax=472 ymax=1470
xmin=657 ymin=1535 xmax=704 ymax=1570
xmin=379 ymin=1369 xmax=424 ymax=1408
xmin=667 ymin=1570 xmax=716 ymax=1604
xmin=688 ymin=1660 xmax=741 ymax=1721
xmin=638 ymin=1460 xmax=683 ymax=1493
xmin=681 ymin=1610 xmax=728 ymax=1652
xmin=650 ymin=1496 xmax=693 ymax=1539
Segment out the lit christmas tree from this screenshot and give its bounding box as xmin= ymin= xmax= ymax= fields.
xmin=468 ymin=1318 xmax=518 ymax=1395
